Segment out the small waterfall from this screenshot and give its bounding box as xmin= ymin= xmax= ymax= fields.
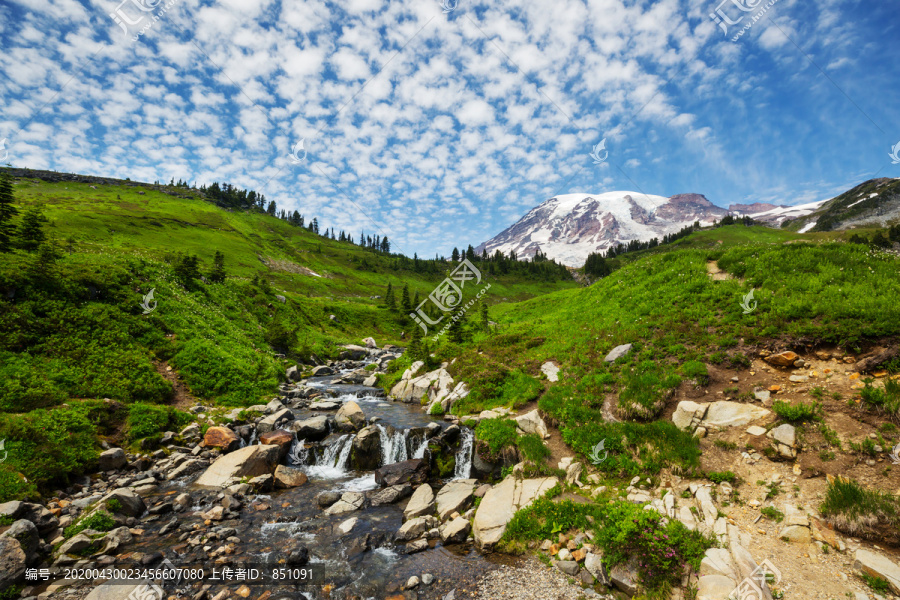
xmin=454 ymin=428 xmax=474 ymax=479
xmin=247 ymin=429 xmax=259 ymax=446
xmin=376 ymin=424 xmax=409 ymax=465
xmin=305 ymin=434 xmax=354 ymax=479
xmin=411 ymin=433 xmax=430 ymax=459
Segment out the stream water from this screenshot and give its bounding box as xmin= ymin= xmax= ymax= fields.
xmin=132 ymin=370 xmax=505 ymax=599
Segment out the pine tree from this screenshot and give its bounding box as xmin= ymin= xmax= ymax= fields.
xmin=0 ymin=172 xmax=18 ymax=253
xmin=16 ymin=205 xmax=47 ymax=251
xmin=210 ymin=250 xmax=226 ymax=282
xmin=174 ymin=254 xmax=201 ymax=287
xmin=400 ymin=284 xmax=411 ymax=313
xmin=480 ymin=301 xmax=489 ymax=331
xmin=412 ymin=290 xmax=420 ymax=309
xmin=408 ymin=325 xmax=423 ymax=360
xmin=385 ymin=283 xmax=396 ymax=310
xmin=451 ymin=247 xmax=460 ymax=262
xmin=447 ymin=310 xmax=465 ymax=344
xmin=266 ymin=200 xmax=277 ymax=215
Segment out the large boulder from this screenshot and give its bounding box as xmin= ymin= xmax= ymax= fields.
xmin=195 ymin=444 xmax=280 ymax=488
xmin=395 ymin=516 xmax=439 ymax=541
xmin=257 ymin=408 xmax=295 ymax=434
xmin=259 ymin=429 xmax=294 ymax=462
xmin=311 ymin=365 xmax=334 ymax=376
xmin=0 ymin=501 xmax=59 ymax=535
xmin=374 ymin=459 xmax=430 ymax=487
xmin=403 ymin=484 xmax=435 ymax=520
xmin=274 ymin=465 xmax=309 ymax=488
xmin=472 ymin=475 xmax=558 ymax=549
xmin=351 ymin=426 xmax=382 ymax=470
xmin=324 ymin=492 xmax=366 ymax=516
xmin=290 ymin=416 xmax=330 ymax=442
xmin=390 ymin=364 xmax=443 ymax=403
xmin=340 ymin=345 xmax=369 ymax=360
xmin=853 ymin=549 xmax=900 ymax=594
xmin=203 ymin=427 xmax=240 ymax=453
xmin=672 ymin=401 xmax=709 ymax=430
xmin=98 ymin=488 xmax=146 ymax=518
xmin=98 ymin=448 xmax=127 ymax=471
xmin=335 ymin=401 xmax=366 ymax=431
xmin=368 ymin=484 xmax=413 ymax=506
xmin=439 ymin=516 xmax=471 ymax=544
xmin=362 ymin=337 xmax=378 ymax=348
xmin=514 ymin=409 xmax=549 ymax=439
xmin=0 ymin=538 xmax=27 ymax=590
xmin=286 ymin=365 xmax=301 ymax=381
xmin=0 ymin=519 xmax=39 ymax=564
xmin=702 ymin=401 xmax=770 ymax=428
xmin=435 ymin=479 xmax=476 ymax=521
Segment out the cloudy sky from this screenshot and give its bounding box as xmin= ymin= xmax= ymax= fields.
xmin=1 ymin=0 xmax=898 ymax=257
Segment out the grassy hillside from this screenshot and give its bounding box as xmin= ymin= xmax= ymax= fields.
xmin=443 ymin=228 xmax=900 ymax=478
xmin=0 ymin=171 xmax=577 ymax=500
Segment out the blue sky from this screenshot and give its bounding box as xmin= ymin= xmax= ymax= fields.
xmin=1 ymin=0 xmax=898 ymax=258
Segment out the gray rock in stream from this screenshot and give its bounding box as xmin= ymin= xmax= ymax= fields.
xmin=290 ymin=415 xmax=331 ymax=442
xmin=368 ymin=484 xmax=412 ymax=506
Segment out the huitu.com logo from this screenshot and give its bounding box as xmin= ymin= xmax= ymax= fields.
xmin=140 ymin=288 xmax=157 ymax=314
xmin=740 ymin=289 xmax=757 ymax=314
xmin=890 ymin=141 xmax=900 ymax=165
xmin=588 ymin=439 xmax=608 ymax=464
xmin=589 ymin=139 xmax=608 ymax=164
xmin=289 ymin=139 xmax=307 ymax=164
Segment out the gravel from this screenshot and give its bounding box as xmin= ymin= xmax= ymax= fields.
xmin=474 ymin=557 xmax=609 ymax=600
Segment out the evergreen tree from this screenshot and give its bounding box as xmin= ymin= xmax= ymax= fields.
xmin=30 ymin=239 xmax=62 ymax=280
xmin=0 ymin=172 xmax=18 ymax=253
xmin=412 ymin=290 xmax=420 ymax=308
xmin=16 ymin=205 xmax=48 ymax=251
xmin=400 ymin=283 xmax=411 ymax=313
xmin=451 ymin=247 xmax=460 ymax=262
xmin=408 ymin=325 xmax=423 ymax=360
xmin=447 ymin=310 xmax=465 ymax=344
xmin=584 ymin=252 xmax=611 ymax=278
xmin=385 ymin=283 xmax=396 ymax=310
xmin=466 ymin=245 xmax=476 ymax=262
xmin=210 ymin=250 xmax=226 ymax=282
xmin=173 ymin=254 xmax=201 ymax=288
xmin=480 ymin=301 xmax=489 ymax=331
xmin=266 ymin=200 xmax=277 ymax=215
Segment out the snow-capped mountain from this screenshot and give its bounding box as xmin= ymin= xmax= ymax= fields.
xmin=475 ymin=191 xmax=728 ymax=267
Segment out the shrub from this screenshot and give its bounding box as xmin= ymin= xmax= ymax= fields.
xmin=126 ymin=403 xmax=192 ymax=441
xmin=772 ymin=400 xmax=821 ymax=423
xmin=592 ymin=500 xmax=714 ymax=592
xmin=760 ymin=506 xmax=784 ymax=522
xmin=681 ymin=360 xmax=709 ymax=386
xmin=64 ymin=509 xmax=116 ymax=539
xmin=475 ymin=418 xmax=518 ymax=457
xmin=820 ymin=478 xmax=900 ymax=545
xmin=0 ymin=404 xmax=99 ymax=500
xmin=617 ymin=361 xmax=680 ymax=420
xmin=516 ymin=433 xmax=551 ymax=463
xmin=860 ymin=378 xmax=900 ymax=419
xmin=707 ymin=471 xmax=737 ymax=485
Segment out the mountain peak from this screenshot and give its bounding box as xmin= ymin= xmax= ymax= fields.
xmin=476 ymin=191 xmax=726 ymax=267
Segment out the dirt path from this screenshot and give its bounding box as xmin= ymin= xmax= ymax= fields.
xmin=155 ymin=360 xmax=197 ymax=408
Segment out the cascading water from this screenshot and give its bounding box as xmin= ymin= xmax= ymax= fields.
xmin=304 ymin=434 xmax=354 ymax=479
xmin=376 ymin=424 xmax=409 ymax=465
xmin=453 ymin=427 xmax=475 ymax=479
xmin=411 ymin=434 xmax=430 ymax=459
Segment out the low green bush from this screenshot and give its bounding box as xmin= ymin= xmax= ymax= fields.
xmin=772 ymin=400 xmax=821 ymax=423
xmin=707 ymin=471 xmax=737 ymax=485
xmin=680 ymin=360 xmax=709 ymax=386
xmin=760 ymin=506 xmax=784 ymax=522
xmin=126 ymin=403 xmax=192 ymax=441
xmin=475 ymin=418 xmax=518 ymax=457
xmin=617 ymin=361 xmax=680 ymax=420
xmin=516 ymin=433 xmax=551 ymax=463
xmin=820 ymin=478 xmax=900 ymax=544
xmin=64 ymin=509 xmax=116 ymax=539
